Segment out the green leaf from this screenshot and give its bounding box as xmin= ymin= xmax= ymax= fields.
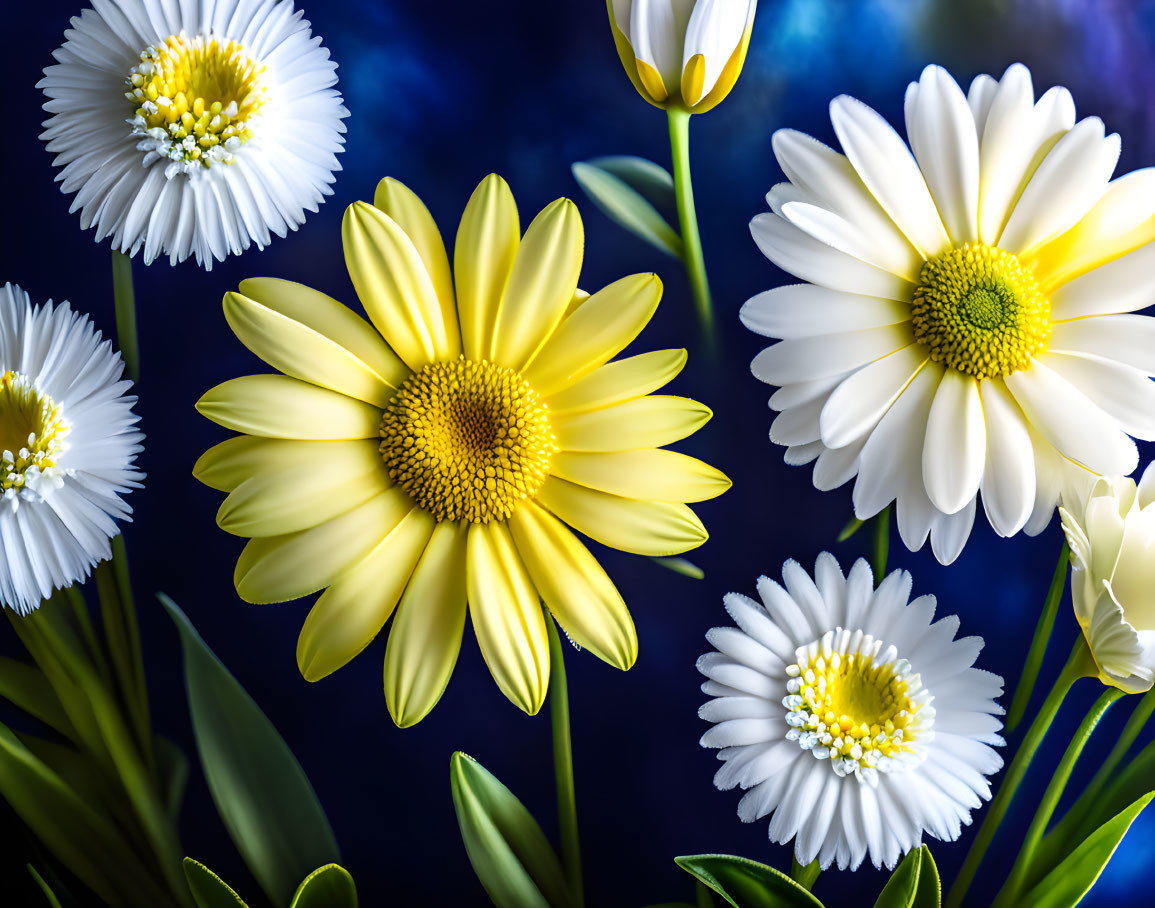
xmin=874 ymin=846 xmax=939 ymax=908
xmin=1021 ymin=791 xmax=1154 ymax=908
xmin=0 ymin=656 xmax=75 ymax=738
xmin=674 ymin=854 xmax=825 ymax=908
xmin=160 ymin=594 xmax=339 ymax=907
xmin=572 ymin=159 xmax=683 ymax=258
xmin=837 ymin=516 xmax=865 ymax=542
xmin=26 ymin=864 xmax=64 ymax=908
xmin=450 ymin=751 xmax=576 ymax=908
xmin=588 ymin=156 xmax=676 ymax=210
xmin=155 ymin=735 xmax=190 ymax=821
xmin=651 ymin=556 xmax=705 ymax=580
xmin=183 ymin=859 xmax=249 ymax=908
xmin=289 ymin=864 xmax=358 ymax=908
xmin=642 ymin=904 xmax=699 ymax=907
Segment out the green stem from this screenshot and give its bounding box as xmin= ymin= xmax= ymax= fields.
xmin=667 ymin=108 xmax=714 ymax=345
xmin=944 ymin=639 xmax=1094 ymax=908
xmin=790 ymin=856 xmax=821 ymax=891
xmin=546 ymin=614 xmax=584 ymax=907
xmin=111 ymin=250 xmax=140 ymax=383
xmin=1005 ymin=543 xmax=1069 ymax=733
xmin=872 ymin=506 xmax=890 ymax=579
xmin=995 ymin=687 xmax=1125 ymax=906
xmin=695 ymin=880 xmax=714 ymax=908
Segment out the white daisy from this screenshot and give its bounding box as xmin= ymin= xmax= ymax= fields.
xmin=39 ymin=0 xmax=348 ymax=269
xmin=744 ymin=63 xmax=1155 ymax=563
xmin=0 ymin=283 xmax=143 ymax=613
xmin=698 ymin=553 xmax=1004 ymax=870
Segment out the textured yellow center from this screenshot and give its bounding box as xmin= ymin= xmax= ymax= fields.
xmin=125 ymin=34 xmax=266 ymax=169
xmin=783 ymin=630 xmax=933 ymax=781
xmin=379 ymin=358 xmax=556 ymax=524
xmin=911 ymin=243 xmax=1051 ymax=380
xmin=0 ymin=371 xmax=70 ymax=497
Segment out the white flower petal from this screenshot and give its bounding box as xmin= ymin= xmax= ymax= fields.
xmin=979 ymin=380 xmax=1035 ymax=537
xmin=922 ymin=370 xmax=985 ymax=515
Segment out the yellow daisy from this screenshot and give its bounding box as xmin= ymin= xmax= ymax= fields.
xmin=195 ymin=174 xmax=729 ymax=726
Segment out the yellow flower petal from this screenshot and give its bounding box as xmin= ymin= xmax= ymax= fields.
xmin=297 ymin=506 xmax=435 ymax=683
xmin=553 ymin=395 xmax=712 ymax=452
xmin=373 ymin=177 xmax=459 ymax=346
xmin=546 ymin=349 xmax=687 ymax=413
xmin=197 ymin=375 xmax=382 ymax=440
xmin=223 ymin=290 xmax=394 ymax=407
xmin=217 ymin=440 xmax=386 ymax=537
xmin=492 ymin=198 xmax=584 ymax=369
xmin=535 ymin=476 xmax=707 ymax=556
xmin=690 ymin=11 xmax=755 ymax=113
xmin=563 ymin=288 xmax=590 ymax=320
xmin=237 ymin=277 xmax=408 ymax=388
xmin=523 ymin=273 xmax=662 ymax=396
xmin=550 ymin=449 xmax=730 ymax=503
xmin=194 ymin=437 xmax=373 ymax=493
xmin=466 ymin=522 xmax=549 ymax=715
xmin=234 ymin=488 xmax=413 ymax=604
xmin=342 ymin=200 xmax=458 ymax=369
xmin=455 ymin=174 xmax=520 ymax=361
xmin=508 ymin=502 xmax=636 ymax=670
xmin=384 ymin=521 xmax=469 ymax=727
xmin=604 ymin=0 xmax=666 ymax=109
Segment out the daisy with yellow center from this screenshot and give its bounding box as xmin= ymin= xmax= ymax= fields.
xmin=699 ymin=554 xmax=1004 ymax=870
xmin=39 ymin=0 xmax=347 ymax=267
xmin=195 ymin=174 xmax=729 ymax=726
xmin=744 ymin=63 xmax=1155 ymax=563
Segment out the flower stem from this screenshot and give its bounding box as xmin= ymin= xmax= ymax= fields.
xmin=1005 ymin=542 xmax=1069 ymax=733
xmin=944 ymin=638 xmax=1094 ymax=908
xmin=111 ymin=250 xmax=140 ymax=383
xmin=790 ymin=856 xmax=821 ymax=891
xmin=667 ymin=108 xmax=714 ymax=346
xmin=994 ymin=686 xmax=1124 ymax=905
xmin=872 ymin=506 xmax=890 ymax=579
xmin=546 ymin=615 xmax=584 ymax=906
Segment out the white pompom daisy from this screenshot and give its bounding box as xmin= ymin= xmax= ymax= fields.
xmin=698 ymin=553 xmax=1004 ymax=870
xmin=745 ymin=62 xmax=1155 ymax=563
xmin=0 ymin=283 xmax=143 ymax=613
xmin=39 ymin=0 xmax=348 ymax=269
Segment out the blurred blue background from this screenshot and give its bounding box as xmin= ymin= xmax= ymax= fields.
xmin=3 ymin=0 xmax=1155 ymax=904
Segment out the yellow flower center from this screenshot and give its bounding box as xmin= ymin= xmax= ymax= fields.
xmin=783 ymin=629 xmax=934 ymax=781
xmin=125 ymin=34 xmax=266 ymax=171
xmin=379 ymin=357 xmax=557 ymax=524
xmin=911 ymin=243 xmax=1051 ymax=380
xmin=0 ymin=371 xmax=70 ymax=501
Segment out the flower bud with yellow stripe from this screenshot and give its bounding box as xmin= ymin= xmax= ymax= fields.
xmin=607 ymin=0 xmax=757 ymax=113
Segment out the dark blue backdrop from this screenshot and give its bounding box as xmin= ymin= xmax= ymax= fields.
xmin=3 ymin=1 xmax=1155 ymax=905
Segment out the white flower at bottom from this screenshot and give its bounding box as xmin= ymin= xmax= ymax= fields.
xmin=0 ymin=283 xmax=143 ymax=614
xmin=39 ymin=0 xmax=348 ymax=268
xmin=1061 ymin=464 xmax=1155 ymax=693
xmin=698 ymin=553 xmax=1004 ymax=870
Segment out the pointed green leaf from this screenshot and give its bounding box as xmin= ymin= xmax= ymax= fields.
xmin=183 ymin=859 xmax=249 ymax=908
xmin=837 ymin=516 xmax=865 ymax=542
xmin=26 ymin=864 xmax=64 ymax=908
xmin=572 ymin=160 xmax=683 ymax=258
xmin=875 ymin=847 xmax=939 ymax=908
xmin=155 ymin=735 xmax=190 ymax=821
xmin=651 ymin=556 xmax=705 ymax=580
xmin=450 ymin=751 xmax=576 ymax=908
xmin=1022 ymin=792 xmax=1154 ymax=908
xmin=160 ymin=594 xmax=339 ymax=907
xmin=588 ymin=156 xmax=677 ymax=210
xmin=0 ymin=657 xmax=75 ymax=738
xmin=674 ymin=855 xmax=826 ymax=908
xmin=289 ymin=864 xmax=358 ymax=908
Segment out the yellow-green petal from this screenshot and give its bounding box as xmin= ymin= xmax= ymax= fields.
xmin=455 ymin=175 xmax=520 ymax=361
xmin=238 ymin=277 xmax=409 ymax=388
xmin=384 ymin=521 xmax=469 ymax=727
xmin=217 ymin=441 xmax=387 ymax=537
xmin=553 ymin=395 xmax=712 ymax=452
xmin=466 ymin=522 xmax=549 ymax=716
xmin=297 ymin=507 xmax=435 ymax=683
xmin=492 ymin=198 xmax=584 ymax=370
xmin=546 ymin=349 xmax=687 ymax=413
xmin=536 ymin=476 xmax=707 ymax=556
xmin=523 ymin=273 xmax=662 ymax=396
xmin=194 ymin=438 xmax=374 ymax=493
xmin=234 ymin=488 xmax=414 ymax=604
xmin=509 ymin=502 xmax=637 ymax=670
xmin=550 ymin=449 xmax=730 ymax=502
xmin=342 ymin=201 xmax=458 ymax=369
xmin=223 ymin=290 xmax=394 ymax=407
xmin=373 ymin=177 xmax=459 ymax=346
xmin=197 ymin=375 xmax=382 ymax=440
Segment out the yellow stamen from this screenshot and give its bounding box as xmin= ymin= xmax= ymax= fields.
xmin=911 ymin=243 xmax=1051 ymax=380
xmin=379 ymin=357 xmax=556 ymax=524
xmin=0 ymin=371 xmax=70 ymax=499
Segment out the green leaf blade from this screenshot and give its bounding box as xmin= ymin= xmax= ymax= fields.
xmin=572 ymin=160 xmax=683 ymax=259
xmin=674 ymin=854 xmax=825 ymax=908
xmin=874 ymin=846 xmax=939 ymax=908
xmin=183 ymin=858 xmax=249 ymax=908
xmin=289 ymin=864 xmax=358 ymax=908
